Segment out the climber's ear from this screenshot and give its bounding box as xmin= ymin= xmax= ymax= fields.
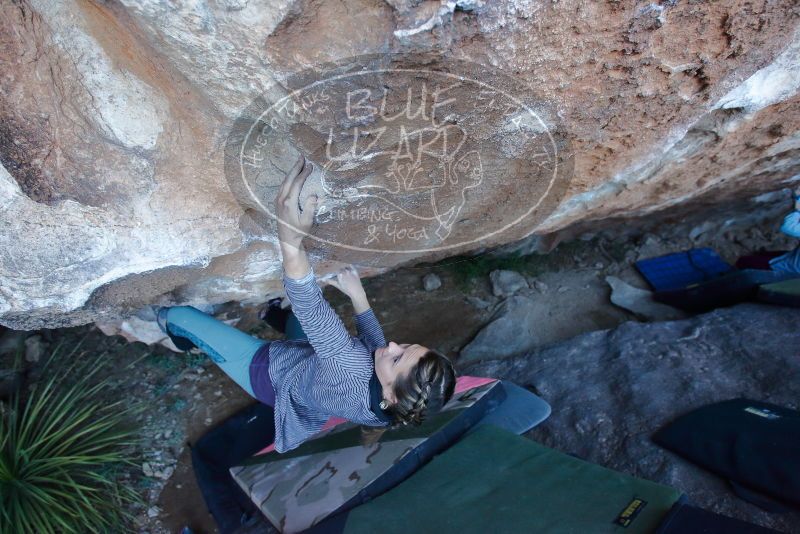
xmin=383 ymin=385 xmax=397 ymax=405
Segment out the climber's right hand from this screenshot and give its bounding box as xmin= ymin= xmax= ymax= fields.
xmin=276 ymin=154 xmax=318 ymax=250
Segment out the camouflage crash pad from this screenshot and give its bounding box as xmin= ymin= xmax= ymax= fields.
xmin=230 ymin=378 xmax=504 ymax=533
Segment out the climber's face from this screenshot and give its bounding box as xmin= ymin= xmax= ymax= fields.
xmin=374 ymin=342 xmax=428 ymax=404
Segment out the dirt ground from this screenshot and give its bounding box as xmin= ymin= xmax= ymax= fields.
xmin=1 ymin=210 xmax=797 ymax=533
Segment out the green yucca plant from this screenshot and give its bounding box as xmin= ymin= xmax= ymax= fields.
xmin=0 ymin=337 xmax=143 ymax=533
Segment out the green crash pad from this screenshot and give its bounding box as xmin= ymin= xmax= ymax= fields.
xmin=757 ymin=277 xmax=800 ymax=307
xmin=344 ymin=425 xmax=683 ymax=534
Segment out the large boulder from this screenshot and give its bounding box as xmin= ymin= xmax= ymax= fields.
xmin=1 ymin=1 xmax=799 ymax=333
xmin=464 ymin=303 xmax=800 ymax=531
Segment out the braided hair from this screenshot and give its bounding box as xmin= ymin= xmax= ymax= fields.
xmin=360 ymin=348 xmax=456 ymax=446
xmin=384 ymin=348 xmax=456 ymax=427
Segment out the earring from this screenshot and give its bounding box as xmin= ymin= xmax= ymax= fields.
xmin=379 ymin=399 xmax=390 ymax=410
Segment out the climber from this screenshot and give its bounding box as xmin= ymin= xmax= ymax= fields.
xmin=155 ymin=154 xmax=456 ymax=453
xmin=765 ymin=187 xmax=800 ymax=274
xmin=735 ymin=186 xmax=800 ymax=273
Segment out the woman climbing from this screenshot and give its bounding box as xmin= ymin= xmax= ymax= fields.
xmin=156 ymin=154 xmax=456 ymax=453
xmin=736 ymin=186 xmax=800 ymax=273
xmin=764 ymin=187 xmax=800 ymax=274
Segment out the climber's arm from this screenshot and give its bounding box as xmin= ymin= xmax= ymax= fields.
xmin=318 ymin=265 xmax=388 ymax=350
xmin=281 ymin=241 xmax=312 ymax=280
xmin=282 ymin=260 xmax=354 ymax=360
xmin=275 ymin=154 xmax=318 ymax=279
xmin=354 ymin=304 xmax=387 ymax=351
xmin=351 ymin=291 xmax=371 ymax=315
xmin=276 ymin=155 xmax=354 ymax=359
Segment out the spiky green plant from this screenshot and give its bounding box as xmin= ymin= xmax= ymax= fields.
xmin=0 ymin=338 xmax=143 ymax=533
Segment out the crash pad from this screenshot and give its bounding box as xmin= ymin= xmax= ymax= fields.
xmin=653 ymin=269 xmax=797 ymax=312
xmin=653 ymin=399 xmax=800 ymax=510
xmin=230 ymin=379 xmax=505 ymax=533
xmin=337 ymin=425 xmax=683 ymax=534
xmin=757 ymin=277 xmax=800 ymax=307
xmin=635 ymin=248 xmax=733 ymax=293
xmin=468 ymin=380 xmax=550 ymax=436
xmin=191 ymin=402 xmax=275 ymax=533
xmin=655 ymin=502 xmax=783 ymax=533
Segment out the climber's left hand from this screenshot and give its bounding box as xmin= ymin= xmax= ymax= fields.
xmin=322 ymin=265 xmax=366 ymax=301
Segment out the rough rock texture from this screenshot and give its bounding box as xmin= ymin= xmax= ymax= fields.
xmin=489 ymin=269 xmax=529 ymax=297
xmin=606 ymin=274 xmax=686 ymax=321
xmin=1 ymin=1 xmax=799 ymax=331
xmin=459 ymin=294 xmax=540 ymax=362
xmin=464 ymin=303 xmax=800 ymax=532
xmin=422 ymin=272 xmax=442 ymax=291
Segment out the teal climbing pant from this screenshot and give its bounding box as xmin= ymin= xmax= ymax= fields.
xmin=165 ymin=306 xmax=264 ymax=397
xmin=163 ymin=306 xmax=307 ymax=397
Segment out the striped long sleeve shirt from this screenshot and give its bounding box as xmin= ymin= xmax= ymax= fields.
xmin=250 ymin=265 xmax=390 ymax=453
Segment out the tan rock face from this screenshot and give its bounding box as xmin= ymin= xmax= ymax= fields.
xmin=226 ymin=53 xmax=573 ymax=269
xmin=1 ymin=0 xmax=798 ymax=332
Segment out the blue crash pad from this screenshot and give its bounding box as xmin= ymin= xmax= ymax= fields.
xmin=635 ymin=248 xmax=733 ymax=292
xmin=469 ymin=380 xmax=551 ymax=435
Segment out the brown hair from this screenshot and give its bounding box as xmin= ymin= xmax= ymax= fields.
xmin=361 ymin=349 xmax=456 ymax=446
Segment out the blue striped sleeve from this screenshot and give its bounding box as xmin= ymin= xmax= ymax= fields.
xmin=354 ymin=308 xmax=386 ymax=350
xmin=283 ymin=266 xmax=354 ymax=360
